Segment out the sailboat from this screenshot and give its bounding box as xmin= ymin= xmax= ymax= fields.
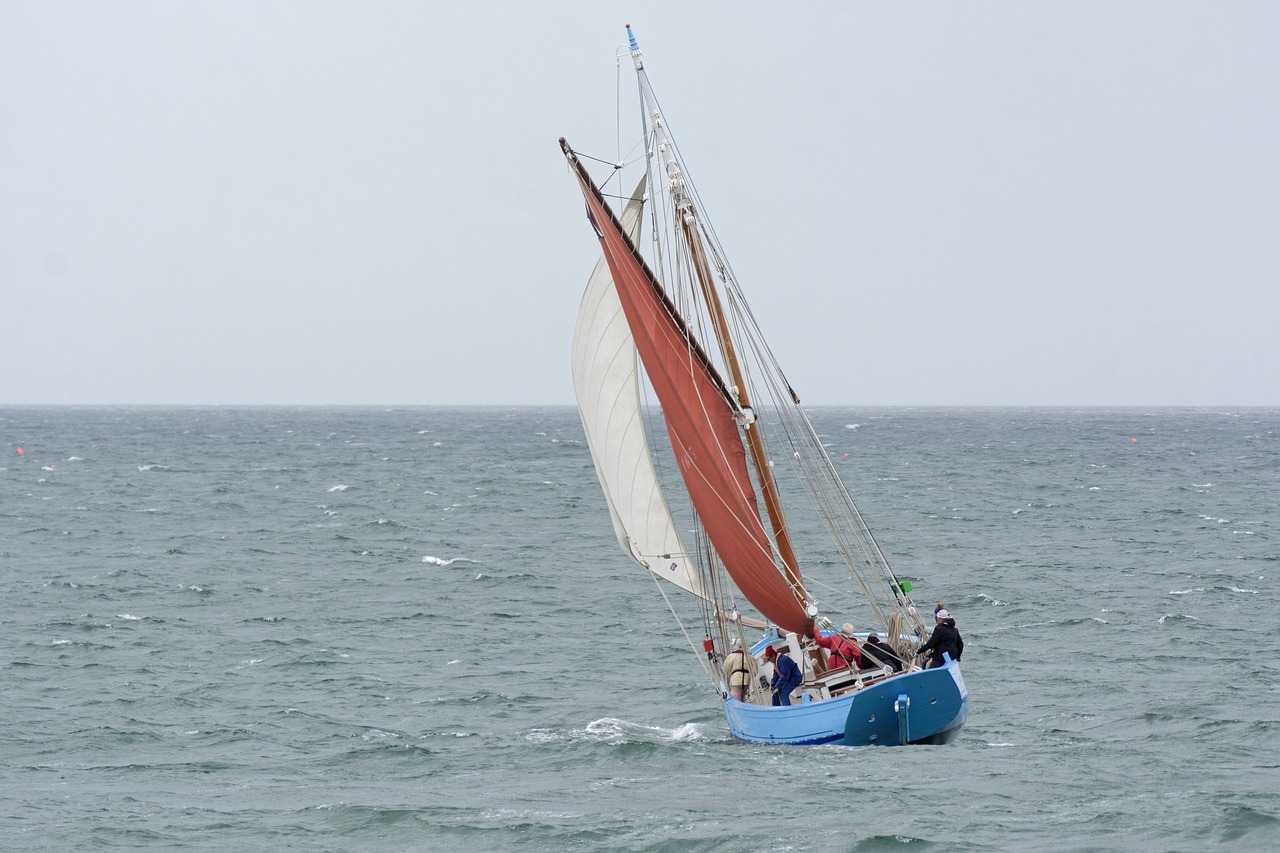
xmin=563 ymin=25 xmax=968 ymax=746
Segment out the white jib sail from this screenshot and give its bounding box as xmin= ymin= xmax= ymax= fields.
xmin=571 ymin=179 xmax=707 ymax=600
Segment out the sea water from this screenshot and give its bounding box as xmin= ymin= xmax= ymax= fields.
xmin=1 ymin=406 xmax=1276 ymax=852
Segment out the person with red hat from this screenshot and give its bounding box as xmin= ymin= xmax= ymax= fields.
xmin=764 ymin=644 xmax=802 ymax=706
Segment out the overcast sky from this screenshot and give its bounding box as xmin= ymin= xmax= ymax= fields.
xmin=3 ymin=2 xmax=1277 ymax=407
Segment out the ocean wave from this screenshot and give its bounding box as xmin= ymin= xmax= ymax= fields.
xmin=422 ymin=555 xmax=480 ymax=566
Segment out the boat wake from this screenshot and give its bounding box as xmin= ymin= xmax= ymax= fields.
xmin=582 ymin=717 xmax=708 ymax=744
xmin=527 ymin=718 xmax=713 ymax=746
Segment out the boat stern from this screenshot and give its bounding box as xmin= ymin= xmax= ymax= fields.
xmin=842 ymin=661 xmax=968 ymax=746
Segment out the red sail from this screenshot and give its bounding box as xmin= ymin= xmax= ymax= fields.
xmin=566 ymin=150 xmax=810 ymax=636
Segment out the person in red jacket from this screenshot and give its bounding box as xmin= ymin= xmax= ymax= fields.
xmin=815 ymin=623 xmax=862 ymax=670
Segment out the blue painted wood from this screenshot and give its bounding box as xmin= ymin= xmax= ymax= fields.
xmin=720 ymin=660 xmax=968 ymax=746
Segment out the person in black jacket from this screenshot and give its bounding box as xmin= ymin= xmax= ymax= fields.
xmin=765 ymin=645 xmax=802 ymax=706
xmin=918 ymin=608 xmax=964 ymax=669
xmin=861 ymin=632 xmax=903 ymax=672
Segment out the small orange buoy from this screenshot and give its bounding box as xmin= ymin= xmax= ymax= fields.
xmin=1131 ymin=437 xmax=1139 ymax=443
xmin=15 ymin=447 xmax=23 ymax=455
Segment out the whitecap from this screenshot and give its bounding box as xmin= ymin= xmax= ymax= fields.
xmin=1168 ymin=588 xmax=1203 ymax=595
xmin=524 ymin=729 xmax=563 ymax=744
xmin=67 ymin=456 xmax=82 ymax=461
xmin=327 ymin=484 xmax=348 ymax=492
xmin=845 ymin=423 xmax=860 ymax=430
xmin=423 ymin=555 xmax=480 ymax=567
xmin=117 ymin=613 xmax=143 ymax=621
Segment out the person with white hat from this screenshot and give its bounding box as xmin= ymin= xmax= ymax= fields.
xmin=918 ymin=608 xmax=964 ymax=669
xmin=721 ymin=638 xmax=753 ymax=702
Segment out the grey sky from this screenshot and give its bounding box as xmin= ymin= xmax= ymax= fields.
xmin=3 ymin=2 xmax=1277 ymax=406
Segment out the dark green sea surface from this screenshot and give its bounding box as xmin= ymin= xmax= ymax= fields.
xmin=1 ymin=406 xmax=1276 ymax=851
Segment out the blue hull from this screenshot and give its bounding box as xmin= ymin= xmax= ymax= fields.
xmin=722 ymin=662 xmax=968 ymax=746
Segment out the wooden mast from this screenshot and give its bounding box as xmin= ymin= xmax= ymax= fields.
xmin=679 ymin=216 xmax=805 ymax=602
xmin=628 ymin=25 xmax=809 ymax=616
